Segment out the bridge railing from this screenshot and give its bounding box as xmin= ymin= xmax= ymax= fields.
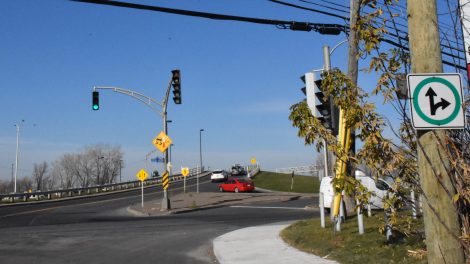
xmin=0 ymin=166 xmax=207 ymax=204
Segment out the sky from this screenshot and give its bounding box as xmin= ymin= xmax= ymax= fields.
xmin=0 ymin=0 xmax=465 ymax=183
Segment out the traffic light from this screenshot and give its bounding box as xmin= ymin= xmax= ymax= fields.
xmin=92 ymin=91 xmax=99 ymax=110
xmin=171 ymin=69 xmax=181 ymax=104
xmin=300 ymin=72 xmax=338 ymax=134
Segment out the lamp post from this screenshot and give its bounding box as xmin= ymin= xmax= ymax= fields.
xmin=199 ymin=129 xmax=204 ymax=171
xmin=13 ymin=120 xmax=24 ymax=193
xmin=198 ymin=129 xmax=204 ymax=194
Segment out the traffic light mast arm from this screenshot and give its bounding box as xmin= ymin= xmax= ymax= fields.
xmin=93 ymin=86 xmax=165 ymax=117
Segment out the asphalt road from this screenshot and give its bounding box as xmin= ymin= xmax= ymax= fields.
xmin=0 ymin=175 xmax=318 ymax=264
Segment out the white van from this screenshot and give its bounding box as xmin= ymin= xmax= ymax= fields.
xmin=319 ymin=170 xmax=393 ymax=210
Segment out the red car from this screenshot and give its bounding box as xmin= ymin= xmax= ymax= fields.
xmin=218 ymin=178 xmax=255 ymax=193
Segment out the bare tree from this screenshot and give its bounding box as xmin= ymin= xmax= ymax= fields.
xmin=46 ymin=144 xmax=124 ymax=189
xmin=32 ymin=161 xmax=48 ymax=191
xmin=17 ymin=177 xmax=32 ymax=193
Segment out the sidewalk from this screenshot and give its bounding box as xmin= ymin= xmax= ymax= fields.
xmin=213 ymin=222 xmax=338 ymax=264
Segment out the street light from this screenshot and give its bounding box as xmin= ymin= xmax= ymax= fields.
xmin=199 ymin=129 xmax=204 ymax=171
xmin=13 ymin=120 xmax=25 ymax=193
xmin=198 ymin=129 xmax=204 ymax=194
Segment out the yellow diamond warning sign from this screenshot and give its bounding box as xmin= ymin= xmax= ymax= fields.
xmin=152 ymin=131 xmax=173 ymax=153
xmin=181 ymin=167 xmax=189 ymax=177
xmin=136 ymin=169 xmax=148 ymax=182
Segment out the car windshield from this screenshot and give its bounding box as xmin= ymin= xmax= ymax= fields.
xmin=213 ymin=171 xmax=223 ymax=174
xmin=237 ymin=179 xmax=249 ymax=183
xmin=376 ymin=180 xmax=390 ymax=191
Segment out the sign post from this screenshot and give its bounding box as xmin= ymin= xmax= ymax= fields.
xmin=181 ymin=167 xmax=189 ymax=193
xmin=152 ymin=131 xmax=173 ymax=210
xmin=136 ymin=169 xmax=148 ymax=208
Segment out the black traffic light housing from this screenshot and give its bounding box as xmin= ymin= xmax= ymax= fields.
xmin=300 ymin=73 xmax=338 ymax=136
xmin=92 ymin=91 xmax=99 ymax=110
xmin=171 ymin=69 xmax=181 ymax=104
xmin=314 ymin=79 xmax=339 ymax=135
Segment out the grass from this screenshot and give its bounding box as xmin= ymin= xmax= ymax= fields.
xmin=252 ymin=171 xmax=320 ymax=193
xmin=280 ymin=212 xmax=426 ymax=264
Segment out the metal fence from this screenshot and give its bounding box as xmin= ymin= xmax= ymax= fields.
xmin=275 ymin=165 xmax=322 ymax=176
xmin=0 ymin=166 xmax=207 ymax=204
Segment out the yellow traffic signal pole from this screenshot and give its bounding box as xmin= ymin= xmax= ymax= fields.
xmin=332 ymin=0 xmax=360 ymax=232
xmin=332 ymin=107 xmax=351 ymax=231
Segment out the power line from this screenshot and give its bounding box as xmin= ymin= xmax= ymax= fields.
xmin=72 ymin=0 xmax=346 ymax=34
xmin=269 ymin=0 xmax=349 ymax=20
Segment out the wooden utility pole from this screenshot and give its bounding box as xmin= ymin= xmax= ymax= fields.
xmin=347 ymin=0 xmax=359 ymax=162
xmin=407 ymin=1 xmax=465 ymax=263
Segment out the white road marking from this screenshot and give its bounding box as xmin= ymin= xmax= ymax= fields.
xmin=229 ymin=205 xmax=306 ymax=210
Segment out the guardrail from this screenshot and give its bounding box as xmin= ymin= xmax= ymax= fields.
xmin=0 ymin=166 xmax=207 ymax=204
xmin=247 ymin=164 xmax=260 ymax=178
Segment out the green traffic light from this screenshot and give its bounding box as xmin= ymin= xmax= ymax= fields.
xmin=92 ymin=91 xmax=99 ymax=110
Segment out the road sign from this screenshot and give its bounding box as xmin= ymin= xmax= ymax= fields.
xmin=150 ymin=157 xmax=166 ymax=163
xmin=152 ymin=131 xmax=173 ymax=153
xmin=250 ymin=158 xmax=257 ymax=165
xmin=181 ymin=167 xmax=189 ymax=177
xmin=136 ymin=169 xmax=148 ymax=182
xmin=407 ymin=73 xmax=466 ymax=129
xmin=162 ymin=171 xmax=169 ymax=190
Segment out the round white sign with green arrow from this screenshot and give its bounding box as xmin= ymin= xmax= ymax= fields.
xmin=407 ymin=73 xmax=466 ymax=129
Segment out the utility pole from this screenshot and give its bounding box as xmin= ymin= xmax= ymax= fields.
xmin=407 ymin=1 xmax=465 ymax=263
xmin=347 ymin=0 xmax=359 ymax=166
xmin=332 ymin=0 xmax=362 ymax=231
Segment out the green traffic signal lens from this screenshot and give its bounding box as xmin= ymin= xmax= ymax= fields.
xmin=92 ymin=91 xmax=99 ymax=110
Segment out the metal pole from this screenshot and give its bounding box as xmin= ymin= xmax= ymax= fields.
xmin=320 ymin=192 xmax=325 ymax=228
xmin=322 ymin=46 xmax=331 ymax=179
xmin=141 ymin=180 xmax=144 ymax=208
xmin=197 ymin=165 xmax=199 ymax=194
xmin=161 ymin=77 xmax=173 ymax=211
xmin=199 ymin=129 xmax=204 ymax=171
xmin=183 ymin=169 xmax=186 ymax=193
xmin=14 ymin=123 xmax=20 ymax=193
xmin=161 ymin=110 xmax=171 ymax=210
xmin=357 ymin=199 xmax=364 ymax=234
xmin=11 ymin=163 xmax=14 ymax=192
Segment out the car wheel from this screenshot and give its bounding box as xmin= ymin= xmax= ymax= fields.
xmin=219 ymin=187 xmax=223 ymax=192
xmin=234 ymin=188 xmax=239 ymax=193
